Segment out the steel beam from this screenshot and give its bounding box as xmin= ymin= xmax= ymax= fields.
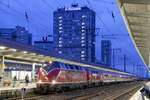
xmin=32 ymin=63 xmax=35 ymax=81
xmin=131 ymin=29 xmax=150 ymax=34
xmin=0 ymin=56 xmax=5 ymax=82
xmin=129 ymin=22 xmax=150 ymax=27
xmin=121 ymin=0 xmax=150 ymax=4
xmin=117 ymin=0 xmax=149 ymax=66
xmin=127 ymin=12 xmax=150 ymax=18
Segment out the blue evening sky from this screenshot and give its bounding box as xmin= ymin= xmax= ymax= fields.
xmin=0 ymin=0 xmax=148 ymax=76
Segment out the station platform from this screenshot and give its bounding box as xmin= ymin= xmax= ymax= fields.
xmin=0 ymin=82 xmax=36 ymax=91
xmin=130 ymin=82 xmax=150 ymax=100
xmin=129 ymin=88 xmax=148 ymax=100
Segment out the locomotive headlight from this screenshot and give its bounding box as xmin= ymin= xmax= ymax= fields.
xmin=38 ymin=80 xmax=42 ymax=83
xmin=42 ymin=71 xmax=45 ymax=75
xmin=52 ymin=80 xmax=56 ymax=84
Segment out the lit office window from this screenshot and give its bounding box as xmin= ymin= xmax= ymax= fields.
xmin=81 ymin=58 xmax=85 ymax=60
xmin=81 ymin=44 xmax=85 ymax=46
xmin=81 ymin=51 xmax=85 ymax=54
xmin=59 ymin=23 xmax=62 ymax=26
xmin=59 ymin=41 xmax=62 ymax=43
xmin=81 ymin=33 xmax=85 ymax=36
xmin=59 ymin=30 xmax=63 ymax=33
xmin=58 ymin=51 xmax=62 ymax=54
xmin=59 ymin=37 xmax=62 ymax=40
xmin=58 ymin=44 xmax=63 ymax=47
xmin=81 ymin=55 xmax=85 ymax=57
xmin=81 ymin=30 xmax=85 ymax=32
xmin=82 ymin=26 xmax=85 ymax=29
xmin=59 ymin=27 xmax=63 ymax=30
xmin=58 ymin=16 xmax=62 ymax=19
xmin=59 ymin=20 xmax=63 ymax=23
xmin=81 ymin=22 xmax=85 ymax=25
xmin=81 ymin=37 xmax=85 ymax=39
xmin=82 ymin=15 xmax=86 ymax=18
xmin=81 ymin=40 xmax=85 ymax=43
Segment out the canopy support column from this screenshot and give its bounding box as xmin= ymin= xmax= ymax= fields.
xmin=0 ymin=56 xmax=5 ymax=83
xmin=31 ymin=63 xmax=35 ymax=82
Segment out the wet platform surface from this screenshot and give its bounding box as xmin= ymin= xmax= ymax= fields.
xmin=130 ymin=82 xmax=150 ymax=100
xmin=0 ymin=83 xmax=36 ymax=91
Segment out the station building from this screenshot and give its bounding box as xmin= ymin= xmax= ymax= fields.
xmin=4 ymin=61 xmax=40 ymax=81
xmin=101 ymin=40 xmax=112 ymax=66
xmin=53 ymin=3 xmax=96 ymax=63
xmin=34 ymin=37 xmax=54 ymax=52
xmin=0 ymin=26 xmax=32 ymax=45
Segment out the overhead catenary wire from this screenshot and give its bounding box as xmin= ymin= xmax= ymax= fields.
xmin=99 ymin=0 xmax=116 ymax=5
xmin=19 ymin=0 xmax=52 ymax=35
xmin=84 ymin=0 xmax=142 ymax=71
xmin=41 ymin=0 xmax=55 ymax=10
xmin=14 ymin=0 xmax=51 ymax=28
xmin=0 ymin=0 xmax=52 ymax=37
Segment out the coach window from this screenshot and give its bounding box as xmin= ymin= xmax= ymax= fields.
xmin=79 ymin=66 xmax=82 ymax=71
xmin=75 ymin=66 xmax=79 ymax=70
xmin=63 ymin=64 xmax=67 ymax=69
xmin=60 ymin=63 xmax=65 ymax=69
xmin=69 ymin=65 xmax=74 ymax=69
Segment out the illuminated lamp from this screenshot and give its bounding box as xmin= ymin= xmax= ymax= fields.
xmin=0 ymin=46 xmax=6 ymax=50
xmin=52 ymin=80 xmax=56 ymax=84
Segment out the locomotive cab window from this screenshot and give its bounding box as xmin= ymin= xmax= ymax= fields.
xmin=74 ymin=65 xmax=79 ymax=70
xmin=69 ymin=65 xmax=74 ymax=69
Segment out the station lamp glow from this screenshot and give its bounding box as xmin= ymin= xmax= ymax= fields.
xmin=10 ymin=49 xmax=17 ymax=52
xmin=52 ymin=80 xmax=56 ymax=84
xmin=38 ymin=80 xmax=42 ymax=83
xmin=39 ymin=55 xmax=44 ymax=57
xmin=49 ymin=61 xmax=53 ymax=64
xmin=23 ymin=51 xmax=28 ymax=54
xmin=31 ymin=53 xmax=36 ymax=55
xmin=0 ymin=46 xmax=6 ymax=50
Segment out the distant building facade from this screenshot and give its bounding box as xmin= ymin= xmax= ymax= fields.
xmin=53 ymin=4 xmax=95 ymax=62
xmin=34 ymin=37 xmax=54 ymax=51
xmin=101 ymin=40 xmax=112 ymax=66
xmin=0 ymin=26 xmax=32 ymax=45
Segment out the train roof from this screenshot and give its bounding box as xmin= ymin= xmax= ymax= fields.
xmin=49 ymin=60 xmax=134 ymax=76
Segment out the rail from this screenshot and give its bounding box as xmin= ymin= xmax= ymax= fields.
xmin=4 ymin=81 xmax=144 ymax=100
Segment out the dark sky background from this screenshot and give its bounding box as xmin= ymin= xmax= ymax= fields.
xmin=0 ymin=0 xmax=148 ymax=76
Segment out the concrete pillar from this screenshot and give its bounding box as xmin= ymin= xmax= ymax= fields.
xmin=149 ymin=52 xmax=150 ymax=68
xmin=31 ymin=63 xmax=35 ymax=81
xmin=0 ymin=56 xmax=5 ymax=82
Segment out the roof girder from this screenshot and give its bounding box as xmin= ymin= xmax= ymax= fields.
xmin=121 ymin=0 xmax=150 ymax=4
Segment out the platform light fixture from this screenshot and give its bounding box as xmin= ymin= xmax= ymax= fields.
xmin=31 ymin=53 xmax=36 ymax=55
xmin=38 ymin=80 xmax=42 ymax=83
xmin=52 ymin=80 xmax=56 ymax=84
xmin=0 ymin=46 xmax=6 ymax=50
xmin=39 ymin=55 xmax=44 ymax=57
xmin=23 ymin=51 xmax=28 ymax=54
xmin=10 ymin=49 xmax=17 ymax=52
xmin=49 ymin=61 xmax=53 ymax=64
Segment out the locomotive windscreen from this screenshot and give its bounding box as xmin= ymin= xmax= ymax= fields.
xmin=43 ymin=62 xmax=60 ymax=72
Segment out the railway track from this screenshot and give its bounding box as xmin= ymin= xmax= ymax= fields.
xmin=64 ymin=81 xmax=143 ymax=100
xmin=5 ymin=81 xmax=144 ymax=100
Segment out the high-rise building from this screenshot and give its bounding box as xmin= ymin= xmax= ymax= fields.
xmin=0 ymin=26 xmax=32 ymax=45
xmin=101 ymin=40 xmax=112 ymax=66
xmin=53 ymin=4 xmax=95 ymax=62
xmin=34 ymin=37 xmax=54 ymax=51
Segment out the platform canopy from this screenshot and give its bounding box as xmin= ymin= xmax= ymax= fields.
xmin=0 ymin=38 xmax=87 ymax=65
xmin=0 ymin=38 xmax=132 ymax=75
xmin=117 ymin=0 xmax=150 ymax=66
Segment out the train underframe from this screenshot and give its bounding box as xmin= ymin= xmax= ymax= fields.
xmin=36 ymin=80 xmax=134 ymax=94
